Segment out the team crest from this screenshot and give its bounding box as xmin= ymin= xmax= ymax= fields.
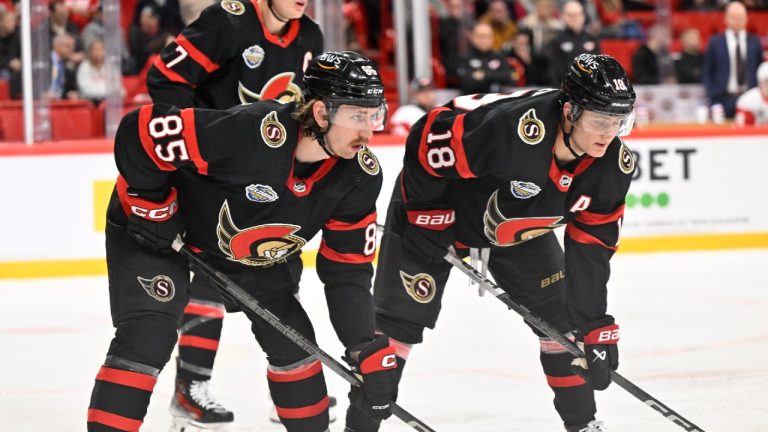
xmin=261 ymin=111 xmax=287 ymax=148
xmin=517 ymin=109 xmax=545 ymax=145
xmin=510 ymin=180 xmax=541 ymax=199
xmin=217 ymin=201 xmax=306 ymax=266
xmin=242 ymin=45 xmax=265 ymax=69
xmin=357 ymin=147 xmax=380 ymax=175
xmin=239 ymin=72 xmax=302 ymax=104
xmin=221 ymin=0 xmax=245 ymax=15
xmin=245 ymin=184 xmax=278 ymax=203
xmin=399 ymin=271 xmax=437 ymax=303
xmin=483 ymin=190 xmax=564 ymax=246
xmin=618 ymin=141 xmax=635 ymax=174
xmin=137 ymin=275 xmax=175 ymax=302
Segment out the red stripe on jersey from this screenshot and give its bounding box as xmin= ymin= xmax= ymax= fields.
xmin=548 ymin=154 xmax=596 ymax=192
xmin=138 ymin=105 xmax=176 ymax=171
xmin=572 ymin=157 xmax=596 ymax=176
xmin=450 ymin=114 xmax=476 ymax=178
xmin=95 ymin=366 xmax=157 ymax=392
xmin=183 ymin=302 xmax=225 ymax=319
xmin=87 ymin=408 xmax=143 ymax=432
xmin=175 ymin=34 xmax=219 ymax=73
xmin=546 ymin=374 xmax=586 ymax=387
xmin=575 ymin=204 xmax=625 ymax=226
xmin=406 ymin=209 xmax=455 ymax=230
xmin=418 ymin=107 xmax=451 ymax=177
xmin=180 ymin=109 xmax=208 ymax=175
xmin=318 ymin=239 xmax=374 ymax=264
xmin=178 ymin=335 xmax=220 ymax=351
xmin=565 ymin=224 xmax=617 ymax=251
xmin=152 ymin=56 xmax=193 ymax=87
xmin=253 ymin=0 xmax=300 ymax=47
xmin=325 ymin=212 xmax=377 ymax=231
xmin=267 ymin=360 xmax=323 ymax=383
xmin=275 ymin=396 xmax=330 ymax=419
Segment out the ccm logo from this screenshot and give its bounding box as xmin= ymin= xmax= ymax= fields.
xmin=381 ymin=354 xmax=397 ymax=369
xmin=131 ymin=202 xmax=178 ymax=221
xmin=597 ymin=329 xmax=620 ymax=342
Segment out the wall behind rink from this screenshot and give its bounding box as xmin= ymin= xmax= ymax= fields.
xmin=1 ymin=128 xmax=767 ymax=278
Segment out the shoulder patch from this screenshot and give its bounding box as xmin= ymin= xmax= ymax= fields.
xmin=357 ymin=147 xmax=380 ymax=175
xmin=618 ymin=141 xmax=635 ymax=174
xmin=221 ymin=0 xmax=245 ymax=15
xmin=517 ymin=108 xmax=545 ymax=145
xmin=261 ymin=111 xmax=287 ymax=148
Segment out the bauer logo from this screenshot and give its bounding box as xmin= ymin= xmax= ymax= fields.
xmin=517 ymin=109 xmax=545 ymax=145
xmin=510 ymin=180 xmax=541 ymax=199
xmin=245 ymin=184 xmax=278 ymax=203
xmin=137 ymin=275 xmax=175 ymax=302
xmin=399 ymin=271 xmax=437 ymax=303
xmin=261 ymin=111 xmax=287 ymax=148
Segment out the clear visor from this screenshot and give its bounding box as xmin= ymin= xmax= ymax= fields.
xmin=573 ymin=109 xmax=635 ymax=137
xmin=328 ymin=103 xmax=388 ymax=132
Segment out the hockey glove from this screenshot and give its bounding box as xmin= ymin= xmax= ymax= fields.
xmin=347 ymin=335 xmax=398 ymax=420
xmin=125 ymin=188 xmax=184 ymax=254
xmin=401 ymin=222 xmax=454 ymax=264
xmin=571 ymin=316 xmax=619 ymax=390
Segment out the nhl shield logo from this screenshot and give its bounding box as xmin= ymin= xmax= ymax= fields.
xmin=357 ymin=147 xmax=380 ymax=175
xmin=559 ymin=175 xmax=573 ymax=188
xmin=399 ymin=271 xmax=437 ymax=303
xmin=261 ymin=111 xmax=286 ymax=148
xmin=517 ymin=109 xmax=545 ymax=145
xmin=242 ymin=44 xmax=265 ymax=69
xmin=221 ymin=0 xmax=245 ymax=15
xmin=245 ymin=184 xmax=279 ymax=203
xmin=510 ymin=180 xmax=541 ymax=199
xmin=618 ymin=142 xmax=635 ymax=174
xmin=137 ymin=275 xmax=175 ymax=302
xmin=292 ymin=181 xmax=306 ymax=193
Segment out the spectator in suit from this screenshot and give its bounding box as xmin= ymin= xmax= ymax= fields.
xmin=674 ymin=28 xmax=705 ymax=84
xmin=49 ymin=0 xmax=84 ymax=58
xmin=703 ymin=1 xmax=763 ymax=118
xmin=47 ymin=33 xmax=79 ymax=100
xmin=458 ymin=21 xmax=515 ymax=94
xmin=631 ymin=24 xmax=672 ymax=84
xmin=545 ymin=0 xmax=600 ymax=85
xmin=389 ymin=77 xmax=437 ymax=136
xmin=507 ymin=29 xmax=552 ymax=86
xmin=128 ymin=4 xmax=172 ymax=75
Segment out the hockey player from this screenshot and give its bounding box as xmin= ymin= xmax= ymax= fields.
xmin=735 ymin=61 xmax=768 ymax=126
xmin=368 ymin=54 xmax=636 ymax=432
xmin=87 ymin=51 xmax=397 ymax=432
xmin=146 ymin=0 xmax=325 ymax=426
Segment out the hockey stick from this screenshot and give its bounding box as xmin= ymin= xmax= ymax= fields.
xmin=444 ymin=251 xmax=707 ymax=432
xmin=172 ymin=239 xmax=436 ymax=432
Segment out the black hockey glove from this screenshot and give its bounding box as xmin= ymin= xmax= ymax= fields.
xmin=124 ymin=188 xmax=184 ymax=254
xmin=401 ymin=223 xmax=454 ymax=264
xmin=346 ymin=335 xmax=398 ymax=420
xmin=571 ymin=315 xmax=619 ymax=390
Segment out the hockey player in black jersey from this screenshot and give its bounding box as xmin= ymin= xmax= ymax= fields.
xmin=146 ymin=0 xmax=325 ymax=426
xmin=87 ymin=51 xmax=397 ymax=432
xmin=370 ymin=54 xmax=637 ymax=432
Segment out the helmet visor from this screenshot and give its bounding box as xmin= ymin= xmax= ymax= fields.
xmin=574 ymin=109 xmax=635 ymax=137
xmin=328 ymin=103 xmax=388 ymax=132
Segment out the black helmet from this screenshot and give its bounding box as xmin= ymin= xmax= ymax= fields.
xmin=561 ymin=54 xmax=635 ymax=116
xmin=302 ymin=51 xmax=385 ymax=108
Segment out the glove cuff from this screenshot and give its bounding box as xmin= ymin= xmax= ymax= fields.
xmin=583 ymin=323 xmax=620 ymax=345
xmin=358 ymin=336 xmax=397 ymax=374
xmin=117 ymin=177 xmax=179 ymax=221
xmin=406 ymin=209 xmax=455 ymax=231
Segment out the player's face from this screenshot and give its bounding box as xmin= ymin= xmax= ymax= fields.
xmin=271 ymin=0 xmax=308 ymax=20
xmin=325 ymin=105 xmax=381 ymax=159
xmin=571 ymin=109 xmax=631 ymax=157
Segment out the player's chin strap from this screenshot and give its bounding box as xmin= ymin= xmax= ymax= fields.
xmin=561 ymin=113 xmax=586 ymax=160
xmin=312 ymin=123 xmax=338 ymax=159
xmin=267 ymin=0 xmax=290 ymax=23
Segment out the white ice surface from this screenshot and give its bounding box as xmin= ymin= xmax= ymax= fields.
xmin=1 ymin=250 xmax=767 ymax=431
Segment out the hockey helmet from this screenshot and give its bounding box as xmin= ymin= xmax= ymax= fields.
xmin=303 ymin=51 xmax=387 ymax=131
xmin=561 ymin=54 xmax=636 ymax=136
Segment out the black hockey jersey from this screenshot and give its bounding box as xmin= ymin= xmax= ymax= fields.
xmin=111 ymin=101 xmax=382 ymax=345
xmin=402 ymin=89 xmax=636 ymax=326
xmin=147 ymin=0 xmax=324 ymax=109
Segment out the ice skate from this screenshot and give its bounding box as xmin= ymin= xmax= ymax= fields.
xmin=566 ymin=420 xmax=606 ymax=432
xmin=169 ymin=379 xmax=233 ymax=431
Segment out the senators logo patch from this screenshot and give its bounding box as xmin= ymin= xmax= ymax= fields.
xmin=239 ymin=72 xmax=302 ymax=104
xmin=357 ymin=147 xmax=380 ymax=175
xmin=483 ymin=190 xmax=564 ymax=246
xmin=261 ymin=111 xmax=287 ymax=148
xmin=217 ymin=201 xmax=306 ymax=266
xmin=242 ymin=44 xmax=265 ymax=69
xmin=510 ymin=180 xmax=541 ymax=199
xmin=137 ymin=275 xmax=175 ymax=302
xmin=221 ymin=0 xmax=245 ymax=15
xmin=399 ymin=271 xmax=437 ymax=303
xmin=517 ymin=108 xmax=545 ymax=145
xmin=618 ymin=141 xmax=635 ymax=174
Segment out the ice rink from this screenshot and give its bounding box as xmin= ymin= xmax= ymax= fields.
xmin=2 ymin=249 xmax=767 ymax=432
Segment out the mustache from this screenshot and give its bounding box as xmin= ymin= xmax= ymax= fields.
xmin=351 ymin=138 xmax=369 ymax=147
